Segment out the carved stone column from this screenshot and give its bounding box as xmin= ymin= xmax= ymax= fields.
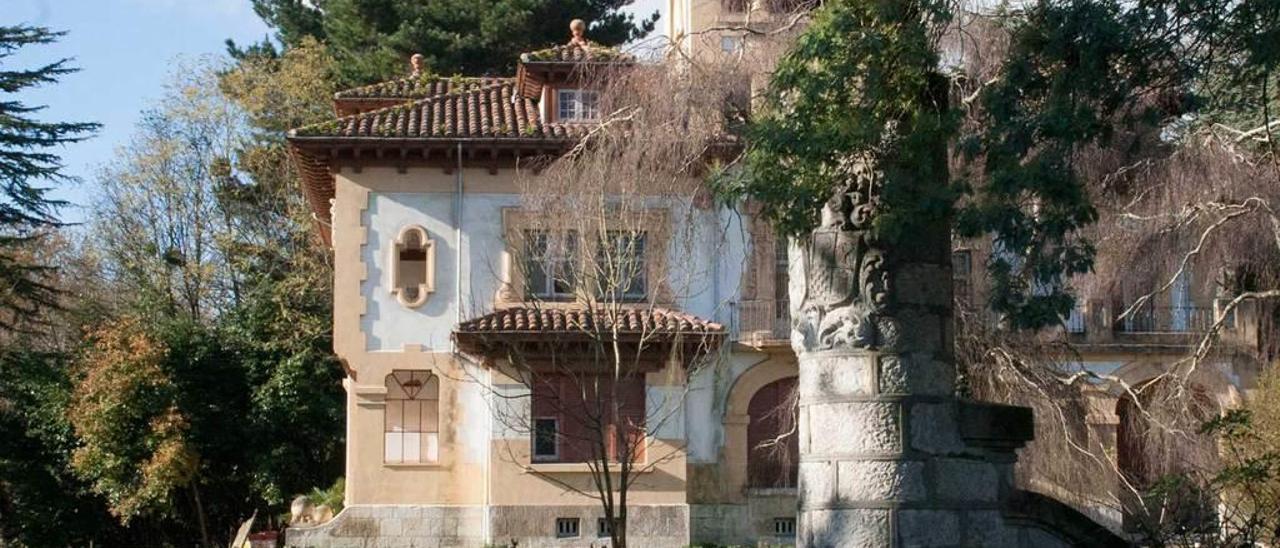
xmin=788 ymin=144 xmax=996 ymax=545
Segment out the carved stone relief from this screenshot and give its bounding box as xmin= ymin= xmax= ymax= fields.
xmin=790 ymin=162 xmax=894 ymax=354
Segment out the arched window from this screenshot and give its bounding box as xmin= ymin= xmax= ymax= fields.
xmin=385 ymin=370 xmax=440 ymax=463
xmin=390 ymin=225 xmax=435 ymax=308
xmin=748 ymin=376 xmax=798 ymax=488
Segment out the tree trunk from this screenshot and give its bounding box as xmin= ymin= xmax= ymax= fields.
xmin=191 ymin=483 xmax=211 ymax=548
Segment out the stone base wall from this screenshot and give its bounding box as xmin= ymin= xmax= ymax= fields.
xmin=285 ymin=505 xmax=486 ymax=548
xmin=289 ymin=504 xmax=692 ymax=548
xmin=691 ymin=493 xmax=798 ymax=546
xmin=488 ymin=504 xmax=688 ymax=548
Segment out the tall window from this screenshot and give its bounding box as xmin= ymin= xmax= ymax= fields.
xmin=774 ymin=238 xmax=789 ymax=321
xmin=385 ymin=371 xmax=440 ymax=463
xmin=557 ymin=89 xmax=599 ymax=122
xmin=597 ymin=231 xmax=647 ymax=300
xmin=524 ymin=230 xmax=578 ymax=300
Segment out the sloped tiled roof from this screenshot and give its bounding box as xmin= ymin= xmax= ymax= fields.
xmin=334 ymin=76 xmax=511 ymax=100
xmin=293 ymin=81 xmax=588 ymax=140
xmin=456 ymin=307 xmax=724 ymax=335
xmin=521 ymin=44 xmax=633 ymax=64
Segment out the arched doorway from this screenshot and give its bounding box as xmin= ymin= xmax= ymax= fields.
xmin=747 ymin=376 xmax=798 ymax=489
xmin=1115 ymin=379 xmax=1220 ymax=535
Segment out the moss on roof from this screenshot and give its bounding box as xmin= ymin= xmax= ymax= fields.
xmin=333 ymin=75 xmax=511 ymax=100
xmin=520 ymin=44 xmax=633 ymax=63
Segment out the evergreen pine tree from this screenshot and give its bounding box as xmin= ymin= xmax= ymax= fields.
xmin=0 ymin=26 xmax=98 ymax=329
xmin=238 ymin=0 xmax=657 ymax=85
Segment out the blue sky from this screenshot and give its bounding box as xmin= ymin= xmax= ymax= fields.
xmin=9 ymin=0 xmax=272 ymax=223
xmin=8 ymin=0 xmax=666 ymax=224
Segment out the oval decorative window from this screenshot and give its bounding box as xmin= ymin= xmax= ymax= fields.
xmin=390 ymin=225 xmax=435 ymax=308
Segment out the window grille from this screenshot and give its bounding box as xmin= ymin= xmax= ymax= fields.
xmin=556 ymin=518 xmax=580 ymax=538
xmin=774 ymin=517 xmax=797 ymax=536
xmin=952 ymin=250 xmax=973 ymax=306
xmin=597 ymin=517 xmax=617 ymax=537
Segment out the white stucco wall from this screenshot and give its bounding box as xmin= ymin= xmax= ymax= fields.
xmin=684 ymin=352 xmax=774 ymax=463
xmin=361 ymin=186 xmax=748 ymax=351
xmin=358 ymin=172 xmax=760 ymax=464
xmin=362 ymin=191 xmax=519 ymax=351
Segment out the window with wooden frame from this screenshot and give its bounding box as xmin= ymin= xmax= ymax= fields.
xmin=384 ymin=370 xmax=440 ymax=464
xmin=390 ymin=225 xmax=435 ymax=308
xmin=501 ymin=209 xmax=672 ymax=305
xmin=523 ymin=229 xmax=579 ymax=301
xmin=595 ymin=230 xmax=648 ymax=301
xmin=556 ymin=89 xmax=599 ymax=122
xmin=530 ymin=374 xmax=646 ymax=464
xmin=532 ymin=417 xmax=560 ymax=461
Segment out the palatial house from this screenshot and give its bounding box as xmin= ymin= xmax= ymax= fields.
xmin=284 ymin=34 xmax=806 ymax=546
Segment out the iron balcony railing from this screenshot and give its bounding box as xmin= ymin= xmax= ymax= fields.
xmin=1116 ymin=306 xmax=1215 ymax=334
xmin=736 ymin=300 xmax=791 ymax=342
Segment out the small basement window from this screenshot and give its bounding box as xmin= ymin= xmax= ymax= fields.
xmin=597 ymin=517 xmax=617 ymax=538
xmin=774 ymin=517 xmax=797 ymax=537
xmin=390 ymin=225 xmax=435 ymax=307
xmin=533 ymin=417 xmax=560 ymax=461
xmin=556 ymin=517 xmax=580 ymax=538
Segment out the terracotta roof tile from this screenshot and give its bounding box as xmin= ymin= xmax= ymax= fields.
xmin=334 ymin=76 xmax=511 ymax=100
xmin=455 ymin=307 xmax=724 ymax=336
xmin=294 ymin=81 xmax=589 ymax=140
xmin=520 ymin=44 xmax=633 ymax=64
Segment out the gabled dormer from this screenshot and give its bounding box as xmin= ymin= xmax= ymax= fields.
xmin=515 ymin=33 xmax=633 ymax=124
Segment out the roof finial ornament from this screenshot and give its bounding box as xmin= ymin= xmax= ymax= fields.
xmin=409 ymin=53 xmax=425 ymax=78
xmin=568 ymin=19 xmax=589 ymax=47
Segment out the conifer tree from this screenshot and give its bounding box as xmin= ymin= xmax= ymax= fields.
xmin=240 ymin=0 xmax=657 ymax=85
xmin=0 ymin=26 xmax=98 ymax=329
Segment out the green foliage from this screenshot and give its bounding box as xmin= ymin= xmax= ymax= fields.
xmin=723 ymin=0 xmax=958 ymax=240
xmin=241 ymin=0 xmax=658 ymax=85
xmin=0 ymin=26 xmax=98 ymax=330
xmin=308 ymin=477 xmax=345 ymax=514
xmin=0 ymin=347 xmax=140 ymax=546
xmin=727 ymin=0 xmax=1280 ymax=329
xmin=1201 ymin=368 xmax=1280 ymax=543
xmin=69 ymin=317 xmax=199 ymax=522
xmin=43 ymin=51 xmax=345 ymax=544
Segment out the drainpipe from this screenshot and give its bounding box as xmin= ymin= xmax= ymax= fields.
xmin=454 ymin=142 xmax=464 ymax=347
xmin=453 ymin=141 xmax=490 ymax=541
